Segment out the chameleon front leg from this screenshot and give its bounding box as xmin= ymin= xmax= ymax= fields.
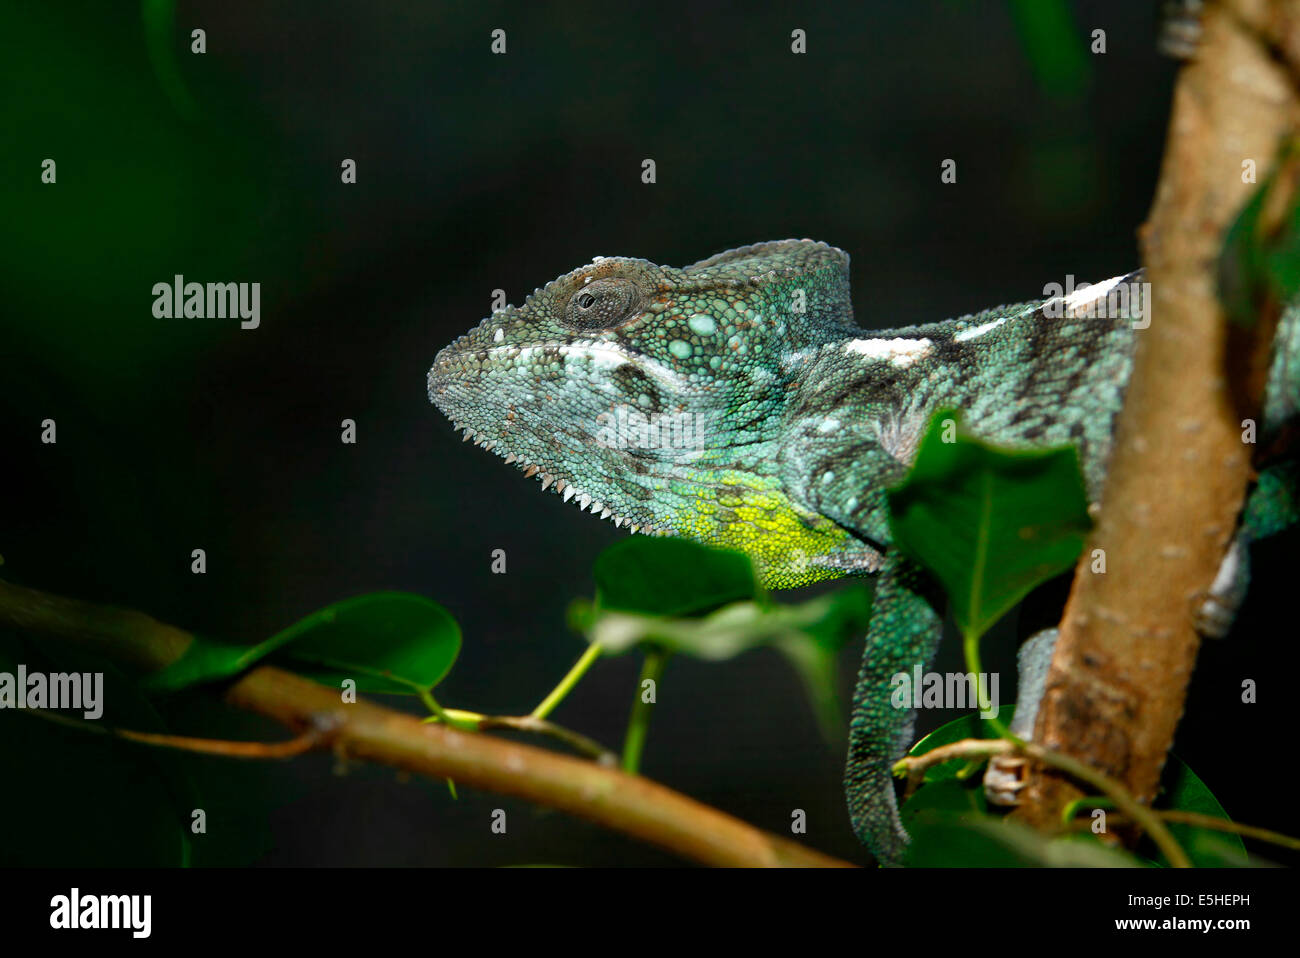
xmin=845 ymin=549 xmax=946 ymax=866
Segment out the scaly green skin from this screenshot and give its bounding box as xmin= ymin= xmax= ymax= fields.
xmin=429 ymin=239 xmax=1299 ymax=864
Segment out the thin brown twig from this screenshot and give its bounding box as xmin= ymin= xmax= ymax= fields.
xmin=1068 ymin=808 xmax=1300 ymax=854
xmin=466 ymin=714 xmax=619 ymax=766
xmin=20 ymin=705 xmax=334 ymax=758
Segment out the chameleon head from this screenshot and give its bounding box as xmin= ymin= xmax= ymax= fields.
xmin=428 ymin=240 xmax=871 ymax=586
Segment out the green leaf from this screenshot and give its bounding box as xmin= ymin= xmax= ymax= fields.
xmin=1154 ymin=755 xmax=1249 ymax=867
xmin=1219 ymin=138 xmax=1300 ymax=328
xmin=592 ymin=537 xmax=760 ymax=618
xmin=887 ymin=411 xmax=1091 ymax=639
xmin=575 ymin=586 xmax=870 ymax=738
xmin=770 ymin=586 xmax=872 ymax=738
xmin=583 ymin=535 xmax=864 ymax=739
xmin=144 ymin=592 xmax=460 ymax=695
xmin=579 ymin=587 xmax=869 ymax=660
xmin=1220 ymin=171 xmax=1271 ymax=329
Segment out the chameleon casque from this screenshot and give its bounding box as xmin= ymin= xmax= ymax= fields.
xmin=428 ymin=239 xmax=1300 ymax=864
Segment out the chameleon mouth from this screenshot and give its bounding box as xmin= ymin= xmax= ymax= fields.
xmin=444 ymin=418 xmax=666 ymax=536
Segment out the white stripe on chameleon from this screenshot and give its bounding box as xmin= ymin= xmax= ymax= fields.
xmin=954 ymin=315 xmax=1010 ymax=342
xmin=558 ymin=341 xmax=689 ymax=390
xmin=844 ymin=337 xmax=934 ymax=367
xmin=1063 ymin=274 xmax=1126 ymax=313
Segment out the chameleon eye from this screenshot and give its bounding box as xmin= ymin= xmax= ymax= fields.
xmin=564 ymin=278 xmax=641 ymax=330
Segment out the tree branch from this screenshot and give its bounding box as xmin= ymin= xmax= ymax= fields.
xmin=1016 ymin=0 xmax=1300 ymax=835
xmin=0 ymin=579 xmax=852 ymax=868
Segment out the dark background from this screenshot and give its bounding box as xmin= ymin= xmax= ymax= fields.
xmin=1 ymin=1 xmax=1292 ymax=866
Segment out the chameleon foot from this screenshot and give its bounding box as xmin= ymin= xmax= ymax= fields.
xmin=984 ymin=755 xmax=1029 ymax=807
xmin=983 ymin=628 xmax=1057 ymax=807
xmin=1193 ymin=537 xmax=1248 ymax=639
xmin=1157 ymin=0 xmax=1204 ymax=61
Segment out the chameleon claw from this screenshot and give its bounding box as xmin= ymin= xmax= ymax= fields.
xmin=983 ymin=755 xmax=1028 ymax=807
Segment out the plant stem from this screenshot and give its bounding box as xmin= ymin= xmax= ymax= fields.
xmin=532 ymin=642 xmax=603 ymax=719
xmin=441 ymin=711 xmax=617 ymax=764
xmin=622 ymin=647 xmax=668 ymax=774
xmin=961 ymin=628 xmax=1014 ymax=741
xmin=1065 ymin=804 xmax=1300 ymax=854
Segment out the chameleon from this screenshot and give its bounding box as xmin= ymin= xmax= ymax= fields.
xmin=427 ymin=239 xmax=1299 ymax=864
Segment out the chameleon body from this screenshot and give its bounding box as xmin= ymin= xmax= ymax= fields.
xmin=428 ymin=240 xmax=1299 ymax=864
